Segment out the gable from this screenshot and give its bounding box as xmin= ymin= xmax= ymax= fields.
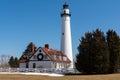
xmin=20 ymin=44 xmax=71 ymax=63
xmin=30 ymin=47 xmax=51 ymax=61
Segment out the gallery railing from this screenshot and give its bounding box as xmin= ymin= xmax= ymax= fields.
xmin=0 ymin=68 xmax=78 ymax=73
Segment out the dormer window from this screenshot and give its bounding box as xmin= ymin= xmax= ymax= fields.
xmin=59 ymin=55 xmax=62 ymax=60
xmin=54 ymin=55 xmax=56 ymax=59
xmin=63 ymin=56 xmax=67 ymax=61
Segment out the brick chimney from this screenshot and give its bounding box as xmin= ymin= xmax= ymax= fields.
xmin=31 ymin=42 xmax=35 ymax=54
xmin=45 ymin=44 xmax=49 ymax=49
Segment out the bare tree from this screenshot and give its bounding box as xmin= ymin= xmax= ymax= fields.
xmin=0 ymin=55 xmax=10 ymax=68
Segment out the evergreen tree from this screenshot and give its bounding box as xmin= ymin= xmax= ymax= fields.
xmin=23 ymin=42 xmax=36 ymax=54
xmin=14 ymin=57 xmax=19 ymax=68
xmin=8 ymin=56 xmax=19 ymax=68
xmin=107 ymin=30 xmax=120 ymax=73
xmin=8 ymin=56 xmax=14 ymax=68
xmin=22 ymin=42 xmax=37 ymax=58
xmin=76 ymin=32 xmax=93 ymax=74
xmin=91 ymin=29 xmax=109 ymax=73
xmin=76 ymin=29 xmax=109 ymax=74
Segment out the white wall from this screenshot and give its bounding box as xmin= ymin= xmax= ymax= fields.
xmin=51 ymin=62 xmax=70 ymax=69
xmin=19 ymin=63 xmax=26 ymax=68
xmin=20 ymin=61 xmax=70 ymax=69
xmin=29 ymin=61 xmax=51 ymax=68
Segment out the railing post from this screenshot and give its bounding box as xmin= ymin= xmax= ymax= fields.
xmin=9 ymin=67 xmax=11 ymax=72
xmin=0 ymin=68 xmax=1 ymax=72
xmin=17 ymin=68 xmax=19 ymax=72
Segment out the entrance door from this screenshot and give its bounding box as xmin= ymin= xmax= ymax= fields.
xmin=33 ymin=63 xmax=36 ymax=68
xmin=26 ymin=63 xmax=28 ymax=68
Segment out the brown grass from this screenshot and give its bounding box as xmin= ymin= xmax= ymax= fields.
xmin=0 ymin=74 xmax=120 ymax=80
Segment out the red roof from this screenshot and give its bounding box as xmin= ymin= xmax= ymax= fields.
xmin=20 ymin=59 xmax=27 ymax=63
xmin=20 ymin=47 xmax=71 ymax=63
xmin=41 ymin=47 xmax=71 ymax=62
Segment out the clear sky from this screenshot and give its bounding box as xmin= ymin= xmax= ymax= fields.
xmin=0 ymin=0 xmax=120 ymax=58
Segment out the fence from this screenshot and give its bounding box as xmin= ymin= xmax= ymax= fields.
xmin=0 ymin=68 xmax=77 ymax=73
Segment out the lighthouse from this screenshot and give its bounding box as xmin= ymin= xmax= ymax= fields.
xmin=60 ymin=3 xmax=73 ymax=68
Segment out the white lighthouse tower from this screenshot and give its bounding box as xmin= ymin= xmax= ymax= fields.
xmin=61 ymin=3 xmax=73 ymax=68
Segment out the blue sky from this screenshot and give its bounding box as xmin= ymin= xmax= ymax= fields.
xmin=0 ymin=0 xmax=120 ymax=58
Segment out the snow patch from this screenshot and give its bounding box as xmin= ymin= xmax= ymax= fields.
xmin=0 ymin=72 xmax=64 ymax=77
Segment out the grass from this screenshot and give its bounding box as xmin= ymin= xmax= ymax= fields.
xmin=0 ymin=74 xmax=120 ymax=80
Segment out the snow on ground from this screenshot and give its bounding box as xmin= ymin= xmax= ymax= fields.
xmin=22 ymin=73 xmax=64 ymax=77
xmin=0 ymin=72 xmax=64 ymax=77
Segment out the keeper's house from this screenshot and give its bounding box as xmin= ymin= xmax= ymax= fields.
xmin=19 ymin=43 xmax=71 ymax=69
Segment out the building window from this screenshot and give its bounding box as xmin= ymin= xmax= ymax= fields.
xmin=39 ymin=50 xmax=42 ymax=52
xmin=54 ymin=63 xmax=56 ymax=68
xmin=44 ymin=55 xmax=47 ymax=59
xmin=59 ymin=56 xmax=61 ymax=60
xmin=33 ymin=55 xmax=37 ymax=59
xmin=33 ymin=63 xmax=36 ymax=68
xmin=63 ymin=56 xmax=67 ymax=61
xmin=26 ymin=63 xmax=28 ymax=68
xmin=54 ymin=55 xmax=56 ymax=59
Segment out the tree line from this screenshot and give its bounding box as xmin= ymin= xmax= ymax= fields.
xmin=75 ymin=29 xmax=120 ymax=74
xmin=0 ymin=42 xmax=36 ymax=68
xmin=0 ymin=55 xmax=19 ymax=68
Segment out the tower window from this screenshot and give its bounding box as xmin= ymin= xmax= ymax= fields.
xmin=64 ymin=10 xmax=66 ymax=14
xmin=62 ymin=33 xmax=64 ymax=35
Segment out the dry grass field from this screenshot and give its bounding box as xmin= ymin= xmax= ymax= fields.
xmin=0 ymin=74 xmax=120 ymax=80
